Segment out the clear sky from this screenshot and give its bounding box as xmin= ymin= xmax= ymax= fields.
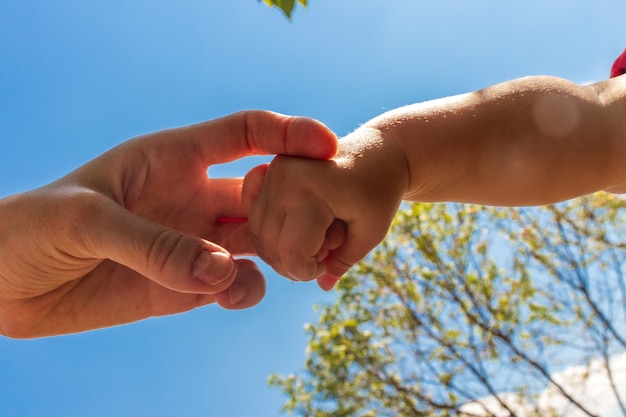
xmin=1 ymin=1 xmax=625 ymax=416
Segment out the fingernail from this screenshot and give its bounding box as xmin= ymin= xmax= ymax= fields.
xmin=192 ymin=251 xmax=234 ymax=286
xmin=318 ymin=275 xmax=340 ymax=291
xmin=228 ymin=283 xmax=248 ymax=305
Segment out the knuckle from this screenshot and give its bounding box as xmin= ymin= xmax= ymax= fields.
xmin=60 ymin=189 xmax=107 ymax=223
xmin=146 ymin=230 xmax=187 ymax=275
xmin=282 ymin=251 xmax=319 ymax=281
xmin=255 ymin=241 xmax=280 ymax=270
xmin=255 ymin=240 xmax=293 ymax=280
xmin=325 ymin=253 xmax=354 ymax=277
xmin=49 ymin=189 xmax=109 ymax=255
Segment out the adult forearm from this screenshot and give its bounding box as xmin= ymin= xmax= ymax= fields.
xmin=366 ymin=75 xmax=626 ymax=206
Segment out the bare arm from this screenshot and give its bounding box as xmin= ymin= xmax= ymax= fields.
xmin=365 ymin=75 xmax=626 ymax=206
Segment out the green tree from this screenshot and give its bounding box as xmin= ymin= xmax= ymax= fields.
xmin=271 ymin=193 xmax=626 ymax=416
xmin=261 ymin=0 xmax=307 ymax=19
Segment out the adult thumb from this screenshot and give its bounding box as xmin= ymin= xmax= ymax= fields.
xmin=83 ymin=196 xmax=237 ymax=294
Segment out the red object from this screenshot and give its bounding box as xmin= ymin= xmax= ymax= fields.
xmin=216 ymin=217 xmax=247 ymax=223
xmin=610 ymin=48 xmax=626 ymax=78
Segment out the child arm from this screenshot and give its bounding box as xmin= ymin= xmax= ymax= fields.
xmin=371 ymin=75 xmax=626 ymax=206
xmin=244 ymin=75 xmax=626 ymax=285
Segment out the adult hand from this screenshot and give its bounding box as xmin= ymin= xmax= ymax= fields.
xmin=0 ymin=111 xmax=337 ymax=338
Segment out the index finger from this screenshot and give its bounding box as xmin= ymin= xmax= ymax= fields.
xmin=186 ymin=110 xmax=338 ymax=164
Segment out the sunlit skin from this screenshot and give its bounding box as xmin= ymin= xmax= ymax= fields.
xmin=0 ymin=110 xmax=338 ymax=338
xmin=244 ymin=74 xmax=626 ymax=288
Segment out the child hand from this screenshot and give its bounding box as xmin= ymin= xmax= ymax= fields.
xmin=243 ymin=127 xmax=409 ymax=289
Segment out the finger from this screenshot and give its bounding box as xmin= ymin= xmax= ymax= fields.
xmin=195 ymin=177 xmax=257 ymax=254
xmin=208 ymin=221 xmax=257 ymax=257
xmin=86 ymin=194 xmax=239 ymax=294
xmin=317 ymin=274 xmax=341 ymax=291
xmin=249 ymin=200 xmax=293 ymax=279
xmin=214 ymin=259 xmax=266 ymax=309
xmin=206 ymin=178 xmax=247 ymax=220
xmin=320 ymin=234 xmax=374 ymax=282
xmin=326 ymin=219 xmax=347 ymax=251
xmin=193 ymin=177 xmax=253 ymax=255
xmin=279 ymin=204 xmax=334 ymax=281
xmin=185 ymin=111 xmax=338 ymax=164
xmin=315 ymin=219 xmax=347 ymax=291
xmin=241 ymin=163 xmax=269 ymax=213
xmin=315 ymin=219 xmax=347 ymax=262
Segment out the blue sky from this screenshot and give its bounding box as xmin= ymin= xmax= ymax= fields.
xmin=1 ymin=1 xmax=625 ymax=416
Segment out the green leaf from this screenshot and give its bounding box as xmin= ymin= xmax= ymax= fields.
xmin=262 ymin=0 xmax=305 ymax=19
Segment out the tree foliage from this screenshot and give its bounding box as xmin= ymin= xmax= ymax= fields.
xmin=261 ymin=0 xmax=307 ymax=19
xmin=271 ymin=193 xmax=626 ymax=416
